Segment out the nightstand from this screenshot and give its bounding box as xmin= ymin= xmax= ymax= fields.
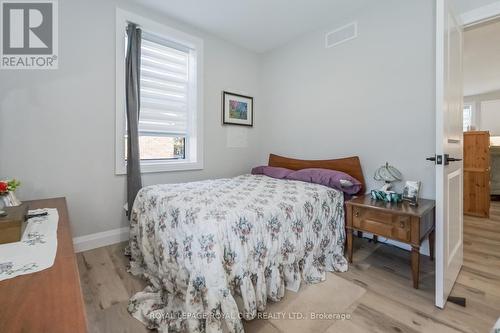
xmin=345 ymin=194 xmax=436 ymax=289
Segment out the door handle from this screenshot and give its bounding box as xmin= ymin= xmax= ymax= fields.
xmin=426 ymin=154 xmax=462 ymax=165
xmin=443 ymin=154 xmax=462 ymax=165
xmin=426 ymin=155 xmax=443 ymax=165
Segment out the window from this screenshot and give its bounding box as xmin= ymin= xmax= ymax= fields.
xmin=116 ymin=9 xmax=203 ymax=174
xmin=463 ymin=104 xmax=473 ymax=132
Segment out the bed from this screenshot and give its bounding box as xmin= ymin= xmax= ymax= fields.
xmin=128 ymin=154 xmax=365 ymax=333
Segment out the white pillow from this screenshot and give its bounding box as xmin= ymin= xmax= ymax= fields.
xmin=340 ymin=179 xmax=354 ymax=188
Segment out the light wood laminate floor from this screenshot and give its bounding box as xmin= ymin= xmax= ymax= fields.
xmin=77 ymin=202 xmax=500 ymax=333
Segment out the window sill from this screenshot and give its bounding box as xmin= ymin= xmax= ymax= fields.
xmin=115 ymin=160 xmax=203 ymax=175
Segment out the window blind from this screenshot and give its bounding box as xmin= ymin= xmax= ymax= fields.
xmin=139 ymin=32 xmax=190 ymax=137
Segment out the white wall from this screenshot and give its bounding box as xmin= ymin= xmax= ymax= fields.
xmin=464 ymin=90 xmax=500 ymax=130
xmin=257 ymin=0 xmax=436 ymax=199
xmin=0 ymin=0 xmax=261 ymax=237
xmin=479 ymin=99 xmax=500 ymax=135
xmin=463 ymin=19 xmax=500 ymax=96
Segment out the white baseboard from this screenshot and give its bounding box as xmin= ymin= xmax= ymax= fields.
xmin=73 ymin=227 xmax=129 ymax=253
xmin=358 ymin=232 xmax=430 ymax=256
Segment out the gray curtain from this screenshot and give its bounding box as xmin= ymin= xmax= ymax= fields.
xmin=126 ymin=23 xmax=142 ymax=218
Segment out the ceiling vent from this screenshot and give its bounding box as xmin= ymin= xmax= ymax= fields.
xmin=325 ymin=22 xmax=358 ymax=48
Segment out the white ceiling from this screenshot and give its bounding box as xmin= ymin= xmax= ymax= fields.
xmin=464 ymin=19 xmax=500 ymax=96
xmin=134 ymin=0 xmax=372 ymax=53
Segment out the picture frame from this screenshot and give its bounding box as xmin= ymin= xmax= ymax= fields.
xmin=402 ymin=180 xmax=421 ymax=206
xmin=222 ymin=91 xmax=253 ymax=126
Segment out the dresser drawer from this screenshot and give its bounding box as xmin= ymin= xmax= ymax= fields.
xmin=352 ymin=207 xmax=411 ymax=242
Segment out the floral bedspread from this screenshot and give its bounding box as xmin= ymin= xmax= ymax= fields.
xmin=128 ymin=174 xmax=348 ymax=333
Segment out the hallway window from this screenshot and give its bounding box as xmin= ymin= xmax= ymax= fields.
xmin=463 ymin=104 xmax=472 ymax=132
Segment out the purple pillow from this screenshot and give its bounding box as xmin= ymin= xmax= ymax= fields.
xmin=286 ymin=168 xmax=362 ymax=194
xmin=263 ymin=166 xmax=293 ymax=179
xmin=251 ymin=166 xmax=293 ymax=179
xmin=251 ymin=165 xmax=266 ymax=175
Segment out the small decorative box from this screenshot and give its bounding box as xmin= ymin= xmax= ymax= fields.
xmin=0 ymin=203 xmax=28 ymax=244
xmin=370 ymin=190 xmax=402 ymax=203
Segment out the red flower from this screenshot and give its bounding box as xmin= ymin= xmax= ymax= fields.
xmin=0 ymin=181 xmax=7 ymax=194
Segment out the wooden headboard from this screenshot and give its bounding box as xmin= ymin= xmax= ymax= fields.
xmin=268 ymin=154 xmax=366 ymax=194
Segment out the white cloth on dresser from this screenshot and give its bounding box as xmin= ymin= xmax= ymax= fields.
xmin=0 ymin=208 xmax=59 ymax=281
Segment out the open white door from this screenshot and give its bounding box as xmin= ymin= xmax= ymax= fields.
xmin=435 ymin=0 xmax=464 ymax=309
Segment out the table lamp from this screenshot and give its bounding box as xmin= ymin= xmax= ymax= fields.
xmin=374 ymin=162 xmax=402 ymax=191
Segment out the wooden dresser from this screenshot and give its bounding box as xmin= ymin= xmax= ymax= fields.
xmin=0 ymin=198 xmax=87 ymax=333
xmin=464 ymin=131 xmax=490 ymax=217
xmin=346 ymin=195 xmax=435 ymax=289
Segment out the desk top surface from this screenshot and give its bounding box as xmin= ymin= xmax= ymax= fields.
xmin=0 ymin=197 xmax=87 ymax=333
xmin=347 ymin=194 xmax=436 ymax=217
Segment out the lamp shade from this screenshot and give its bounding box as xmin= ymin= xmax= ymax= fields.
xmin=374 ymin=162 xmax=402 ymax=183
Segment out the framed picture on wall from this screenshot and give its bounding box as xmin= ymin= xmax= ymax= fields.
xmin=222 ymin=91 xmax=253 ymax=126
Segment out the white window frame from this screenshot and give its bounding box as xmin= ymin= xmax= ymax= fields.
xmin=115 ymin=8 xmax=204 ymax=174
xmin=463 ymin=103 xmax=474 ymax=132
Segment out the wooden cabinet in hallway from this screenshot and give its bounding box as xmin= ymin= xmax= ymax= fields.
xmin=464 ymin=131 xmax=490 ymax=218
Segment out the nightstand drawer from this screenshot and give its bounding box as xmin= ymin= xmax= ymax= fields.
xmin=393 ymin=215 xmax=411 ymax=242
xmin=354 ymin=218 xmax=393 ymax=237
xmin=353 ymin=207 xmax=393 ymax=226
xmin=352 ymin=207 xmax=411 ymax=242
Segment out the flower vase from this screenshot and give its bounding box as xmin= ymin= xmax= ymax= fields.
xmin=2 ymin=191 xmax=21 ymax=207
xmin=0 ymin=197 xmax=5 ymax=215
